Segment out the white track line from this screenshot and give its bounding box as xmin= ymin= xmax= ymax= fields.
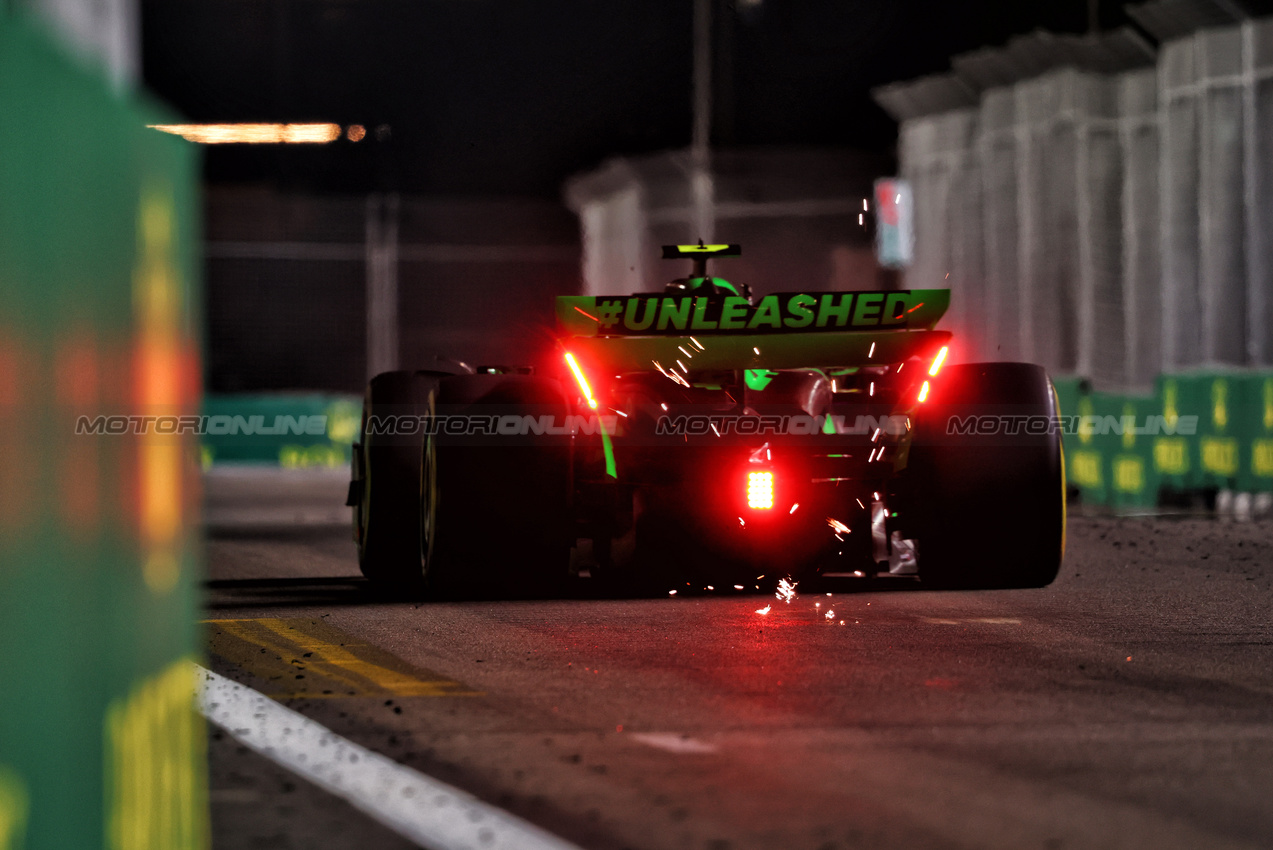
xmin=196 ymin=665 xmax=584 ymax=850
xmin=628 ymin=733 xmax=718 ymax=754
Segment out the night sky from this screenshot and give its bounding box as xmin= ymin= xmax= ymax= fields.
xmin=141 ymin=0 xmax=1134 ymax=197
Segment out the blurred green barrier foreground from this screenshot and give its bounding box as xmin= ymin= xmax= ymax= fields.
xmin=0 ymin=15 xmax=207 ymax=850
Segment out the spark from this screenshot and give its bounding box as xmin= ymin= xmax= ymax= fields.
xmin=710 ymin=422 xmax=721 ymax=437
xmin=869 ymin=381 xmax=875 ymax=396
xmin=789 ymin=503 xmax=800 ymax=514
xmin=776 ymin=577 xmax=798 ymax=604
xmin=863 ymin=198 xmax=869 ymax=211
xmin=707 ymin=586 xmax=714 ymax=591
xmin=689 ymin=337 xmax=705 ymax=350
xmin=738 ymin=517 xmax=746 ymax=527
xmin=661 ymin=403 xmax=669 ymax=411
xmin=859 ymin=213 xmax=864 ymax=226
xmin=678 ymin=346 xmax=693 ymax=358
xmin=827 ymin=517 xmax=851 ymax=540
xmin=676 ymin=360 xmax=687 ymax=372
xmin=669 ymin=590 xmax=677 ymax=596
xmin=753 ymin=347 xmax=761 ymax=355
xmin=825 ymin=610 xmax=835 ymax=620
xmin=872 ymin=428 xmax=881 ymax=442
xmin=734 ymin=585 xmax=744 ymax=590
xmin=856 ymin=498 xmax=865 ymax=509
xmin=653 ymin=360 xmax=690 ymax=387
xmin=906 ymin=302 xmax=925 ymax=313
xmin=839 ymin=620 xmax=845 ymax=626
xmin=613 ymin=409 xmax=628 ymax=417
xmin=756 ymin=575 xmax=765 ymax=579
xmin=868 ymin=342 xmax=876 ymax=358
xmin=573 ymin=305 xmax=600 ymax=322
xmin=756 ymin=605 xmax=771 ymax=615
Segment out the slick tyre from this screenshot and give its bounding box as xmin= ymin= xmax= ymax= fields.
xmin=426 ymin=374 xmax=572 ymax=598
xmin=908 ymin=362 xmax=1065 ymax=589
xmin=354 ymin=370 xmax=439 ymax=594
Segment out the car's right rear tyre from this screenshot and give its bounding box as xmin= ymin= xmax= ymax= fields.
xmin=907 ymin=362 xmax=1065 ymax=589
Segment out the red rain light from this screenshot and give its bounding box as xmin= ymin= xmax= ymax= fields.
xmin=748 ymin=471 xmax=774 ymax=509
xmin=564 ymin=352 xmax=598 ymax=410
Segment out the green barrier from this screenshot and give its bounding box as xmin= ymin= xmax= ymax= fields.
xmin=1104 ymin=393 xmax=1158 ymax=509
xmin=1249 ymin=373 xmax=1273 ymax=491
xmin=1152 ymin=374 xmax=1198 ymax=492
xmin=1189 ymin=372 xmax=1243 ymax=491
xmin=1060 ymin=370 xmax=1273 ymax=508
xmin=200 ymin=393 xmax=360 ymax=467
xmin=0 ymin=15 xmax=206 ymax=850
xmin=1066 ymin=389 xmax=1107 ymax=505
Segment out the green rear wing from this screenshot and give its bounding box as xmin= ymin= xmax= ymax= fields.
xmin=557 ymin=289 xmax=951 ymax=372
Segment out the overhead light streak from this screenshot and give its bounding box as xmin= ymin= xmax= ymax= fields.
xmin=149 ymin=123 xmax=343 ymax=144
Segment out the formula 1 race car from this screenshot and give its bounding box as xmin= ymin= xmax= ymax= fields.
xmin=348 ymin=243 xmax=1065 ymax=596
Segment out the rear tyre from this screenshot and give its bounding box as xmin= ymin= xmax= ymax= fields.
xmin=427 ymin=374 xmax=573 ymax=598
xmin=908 ymin=362 xmax=1065 ymax=589
xmin=354 ymin=370 xmax=438 ymax=594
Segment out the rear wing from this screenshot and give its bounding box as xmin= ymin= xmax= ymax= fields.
xmin=556 ymin=289 xmax=949 ymax=338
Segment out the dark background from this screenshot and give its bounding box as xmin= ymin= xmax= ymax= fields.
xmin=141 ymin=0 xmax=1135 ymax=197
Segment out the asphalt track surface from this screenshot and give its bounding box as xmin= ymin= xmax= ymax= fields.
xmin=204 ymin=467 xmax=1273 ymax=850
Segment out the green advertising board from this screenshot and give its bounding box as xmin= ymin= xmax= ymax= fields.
xmin=0 ymin=15 xmax=206 ymax=850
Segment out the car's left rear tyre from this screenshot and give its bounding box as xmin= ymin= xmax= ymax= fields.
xmin=354 ymin=370 xmax=438 ymax=594
xmin=427 ymin=374 xmax=573 ymax=598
